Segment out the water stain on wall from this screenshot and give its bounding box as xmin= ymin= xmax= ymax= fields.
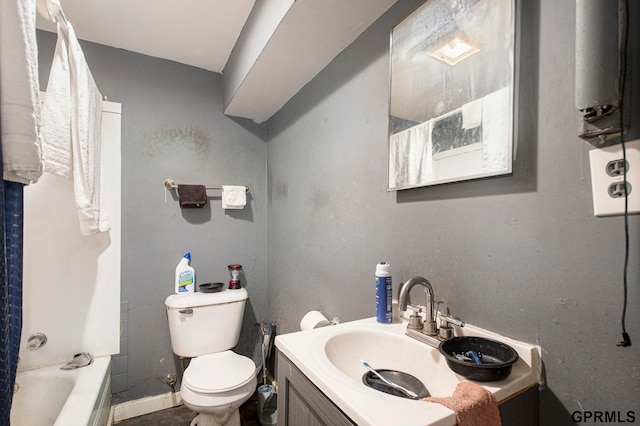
xmin=146 ymin=126 xmax=212 ymax=157
xmin=278 ymin=182 xmax=288 ymax=198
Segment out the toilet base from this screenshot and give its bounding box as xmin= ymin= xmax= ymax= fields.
xmin=181 ymin=375 xmax=256 ymax=426
xmin=189 ymin=411 xmax=240 ymax=426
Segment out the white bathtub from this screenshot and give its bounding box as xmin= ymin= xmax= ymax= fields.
xmin=10 ymin=356 xmax=111 ymax=426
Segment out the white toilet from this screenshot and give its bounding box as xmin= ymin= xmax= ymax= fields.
xmin=165 ymin=288 xmax=257 ymax=426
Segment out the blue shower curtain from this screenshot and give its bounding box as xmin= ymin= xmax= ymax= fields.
xmin=0 ymin=143 xmax=25 ymax=423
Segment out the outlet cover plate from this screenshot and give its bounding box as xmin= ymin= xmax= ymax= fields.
xmin=589 ymin=139 xmax=640 ymax=217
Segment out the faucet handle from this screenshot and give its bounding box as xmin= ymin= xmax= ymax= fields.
xmin=405 ymin=305 xmax=424 ymax=330
xmin=439 ymin=314 xmax=465 ymax=328
xmin=27 ymin=333 xmax=48 ymax=351
xmin=437 ymin=314 xmax=465 ymax=339
xmin=407 ymin=313 xmax=423 ymax=330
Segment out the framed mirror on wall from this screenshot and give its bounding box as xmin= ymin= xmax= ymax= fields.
xmin=388 ymin=0 xmax=517 ymax=190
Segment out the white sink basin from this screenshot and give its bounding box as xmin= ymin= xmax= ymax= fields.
xmin=276 ymin=317 xmax=541 ymax=426
xmin=323 ymin=328 xmax=453 ymax=397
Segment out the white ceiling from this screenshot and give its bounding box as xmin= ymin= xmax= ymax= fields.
xmin=35 ymin=0 xmax=399 ymax=122
xmin=35 ymin=0 xmax=256 ymax=73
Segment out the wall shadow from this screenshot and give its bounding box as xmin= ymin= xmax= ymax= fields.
xmin=266 ymin=0 xmax=426 ymax=140
xmin=227 ymin=115 xmax=269 ymax=142
xmin=539 ymin=387 xmax=578 ymax=426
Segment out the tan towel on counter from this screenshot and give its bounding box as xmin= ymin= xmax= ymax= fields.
xmin=425 ymin=382 xmax=501 ymax=426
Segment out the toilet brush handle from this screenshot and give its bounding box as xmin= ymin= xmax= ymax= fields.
xmin=261 ymin=344 xmax=267 ymax=386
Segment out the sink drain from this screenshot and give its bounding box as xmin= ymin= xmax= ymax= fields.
xmin=362 ymin=369 xmax=429 ymax=399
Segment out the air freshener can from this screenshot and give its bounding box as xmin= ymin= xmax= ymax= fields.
xmin=375 ymin=262 xmax=392 ymax=323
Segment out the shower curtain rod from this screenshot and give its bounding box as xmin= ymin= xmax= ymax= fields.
xmin=36 ymin=0 xmax=69 ymax=26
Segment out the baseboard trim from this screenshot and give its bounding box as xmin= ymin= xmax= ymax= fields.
xmin=107 ymin=407 xmax=115 ymax=426
xmin=112 ymin=391 xmax=183 ymax=422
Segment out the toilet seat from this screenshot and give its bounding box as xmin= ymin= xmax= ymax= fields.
xmin=183 ymin=351 xmax=255 ymax=394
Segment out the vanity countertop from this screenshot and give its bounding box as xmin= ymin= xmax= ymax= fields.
xmin=275 ymin=317 xmax=541 ymax=426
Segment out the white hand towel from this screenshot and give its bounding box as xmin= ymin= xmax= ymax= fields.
xmin=41 ymin=19 xmax=107 ymax=236
xmin=0 ymin=0 xmax=43 ymax=184
xmin=222 ymin=186 xmax=247 ymax=209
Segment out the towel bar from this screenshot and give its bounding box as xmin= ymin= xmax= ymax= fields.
xmin=164 ymin=178 xmax=250 ymax=193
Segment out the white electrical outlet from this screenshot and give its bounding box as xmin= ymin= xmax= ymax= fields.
xmin=589 ymin=139 xmax=640 ymax=217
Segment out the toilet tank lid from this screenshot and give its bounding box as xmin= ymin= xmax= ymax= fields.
xmin=165 ymin=288 xmax=248 ymax=309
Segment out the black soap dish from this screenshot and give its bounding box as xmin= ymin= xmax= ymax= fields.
xmin=439 ymin=336 xmax=519 ymax=382
xmin=199 ymin=282 xmax=224 ymax=293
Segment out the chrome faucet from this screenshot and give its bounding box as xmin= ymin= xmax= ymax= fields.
xmin=398 ymin=276 xmax=437 ymax=335
xmin=398 ymin=276 xmax=464 ymax=348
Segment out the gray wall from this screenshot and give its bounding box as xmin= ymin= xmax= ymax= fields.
xmin=36 ymin=0 xmax=640 ymax=421
xmin=267 ymin=0 xmax=639 ymax=424
xmin=37 ymin=32 xmax=268 ymax=402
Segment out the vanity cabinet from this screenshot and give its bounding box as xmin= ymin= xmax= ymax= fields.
xmin=276 ymin=350 xmax=538 ymax=426
xmin=277 ymin=351 xmax=355 ymax=426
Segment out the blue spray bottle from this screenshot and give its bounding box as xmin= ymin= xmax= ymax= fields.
xmin=375 ymin=262 xmax=392 ymax=323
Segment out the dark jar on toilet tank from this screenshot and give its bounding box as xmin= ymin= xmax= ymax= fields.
xmin=228 ymin=264 xmax=243 ymax=289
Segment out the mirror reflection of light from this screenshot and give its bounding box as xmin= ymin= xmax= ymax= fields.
xmin=428 ymin=36 xmax=480 ymax=66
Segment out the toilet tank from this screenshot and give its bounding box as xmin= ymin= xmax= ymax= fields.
xmin=165 ymin=288 xmax=248 ymax=358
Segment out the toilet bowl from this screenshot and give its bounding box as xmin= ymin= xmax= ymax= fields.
xmin=165 ymin=289 xmax=257 ymax=426
xmin=180 ymin=352 xmax=257 ymax=426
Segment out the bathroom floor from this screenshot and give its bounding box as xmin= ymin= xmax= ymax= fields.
xmin=115 ymin=394 xmax=258 ymax=426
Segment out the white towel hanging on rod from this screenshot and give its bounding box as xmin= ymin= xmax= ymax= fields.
xmin=39 ymin=0 xmax=107 ymax=236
